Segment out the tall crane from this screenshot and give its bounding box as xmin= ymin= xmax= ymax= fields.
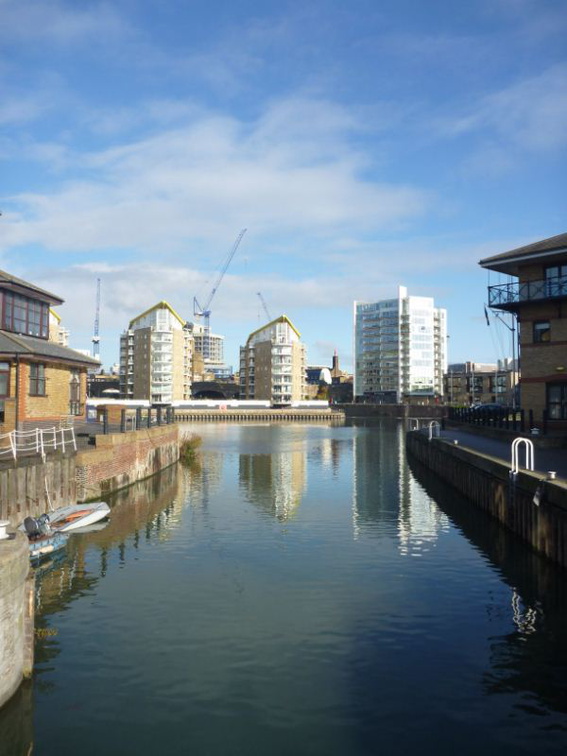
xmin=193 ymin=228 xmax=247 ymax=360
xmin=257 ymin=291 xmax=272 ymax=322
xmin=92 ymin=278 xmax=101 ymax=361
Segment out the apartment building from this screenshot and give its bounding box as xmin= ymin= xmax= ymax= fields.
xmin=239 ymin=315 xmax=306 ymax=405
xmin=119 ymin=301 xmax=192 ymax=403
xmin=444 ymin=361 xmax=517 ymax=406
xmin=185 ymin=321 xmax=228 ymax=378
xmin=354 ymin=286 xmax=447 ymax=403
xmin=0 ymin=269 xmax=99 ymax=432
xmin=480 ymin=232 xmax=567 ymax=426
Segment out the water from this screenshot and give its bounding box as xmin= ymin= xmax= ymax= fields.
xmin=3 ymin=420 xmax=567 ymax=755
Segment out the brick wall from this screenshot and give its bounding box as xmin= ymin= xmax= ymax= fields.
xmin=76 ymin=425 xmax=180 ymax=501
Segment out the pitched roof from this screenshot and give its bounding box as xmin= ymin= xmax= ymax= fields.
xmin=479 ymin=232 xmax=567 ymax=275
xmin=0 ymin=331 xmax=100 ymax=366
xmin=246 ymin=314 xmax=301 ymax=344
xmin=0 ymin=269 xmax=63 ymax=305
xmin=129 ymin=300 xmax=186 ymax=328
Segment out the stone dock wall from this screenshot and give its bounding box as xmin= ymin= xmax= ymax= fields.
xmin=0 ymin=533 xmax=34 ymax=710
xmin=406 ymin=430 xmax=567 ymax=568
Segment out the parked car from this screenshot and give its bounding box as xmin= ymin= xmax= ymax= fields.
xmin=471 ymin=403 xmax=510 ymax=414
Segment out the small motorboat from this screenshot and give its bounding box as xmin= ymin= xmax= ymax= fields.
xmin=47 ymin=501 xmax=110 ymax=533
xmin=24 ymin=514 xmax=69 ymax=561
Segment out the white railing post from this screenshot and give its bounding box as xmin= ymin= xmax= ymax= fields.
xmin=511 ymin=437 xmax=535 ymax=475
xmin=9 ymin=431 xmax=17 ymax=460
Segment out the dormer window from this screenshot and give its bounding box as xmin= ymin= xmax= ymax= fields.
xmin=1 ymin=291 xmax=49 ymax=338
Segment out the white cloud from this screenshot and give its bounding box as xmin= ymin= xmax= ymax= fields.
xmin=440 ymin=64 xmax=567 ymax=153
xmin=0 ymin=0 xmax=129 ymax=45
xmin=2 ymin=98 xmax=429 ymax=256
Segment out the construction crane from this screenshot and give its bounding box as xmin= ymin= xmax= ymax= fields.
xmin=257 ymin=291 xmax=272 ymax=322
xmin=193 ymin=228 xmax=247 ymax=361
xmin=92 ymin=278 xmax=101 ymax=361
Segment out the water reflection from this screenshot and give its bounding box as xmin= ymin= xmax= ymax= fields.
xmin=351 ymin=420 xmax=450 ymax=552
xmin=408 ymin=455 xmax=567 ymax=727
xmin=239 ymin=450 xmax=306 ymax=521
xmin=0 ymin=463 xmax=190 ymax=755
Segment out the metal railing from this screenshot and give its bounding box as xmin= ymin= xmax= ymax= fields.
xmin=488 ymin=274 xmax=567 ymax=308
xmin=0 ymin=426 xmax=77 ymax=462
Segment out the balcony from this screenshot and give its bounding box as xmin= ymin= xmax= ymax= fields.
xmin=488 ymin=275 xmax=567 ymax=310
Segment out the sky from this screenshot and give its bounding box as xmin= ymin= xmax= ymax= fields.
xmin=1 ymin=0 xmax=566 ymax=373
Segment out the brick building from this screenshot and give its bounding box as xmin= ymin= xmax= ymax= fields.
xmin=0 ymin=270 xmax=99 ymax=433
xmin=480 ymin=232 xmax=567 ymax=427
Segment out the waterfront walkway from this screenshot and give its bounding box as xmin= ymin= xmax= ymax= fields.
xmin=438 ymin=425 xmax=567 ymax=481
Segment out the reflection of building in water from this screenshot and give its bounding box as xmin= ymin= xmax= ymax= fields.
xmin=351 ymin=421 xmax=448 ymax=547
xmin=318 ymin=437 xmax=343 ymax=476
xmin=34 ymin=464 xmax=182 ymax=617
xmin=239 ymin=450 xmax=306 ymax=521
xmin=397 ymin=427 xmax=449 ymax=556
xmin=352 ymin=422 xmax=405 ymax=538
xmin=184 ymin=450 xmax=224 ymax=511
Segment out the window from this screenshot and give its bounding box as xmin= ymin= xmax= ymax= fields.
xmin=30 ymin=363 xmax=46 ymax=396
xmin=533 ymin=321 xmax=551 ymax=343
xmin=69 ymin=369 xmax=81 ymax=415
xmin=1 ymin=292 xmax=49 ymax=338
xmin=0 ymin=362 xmax=10 ymax=397
xmin=545 ymin=265 xmax=567 ymax=298
xmin=0 ymin=362 xmax=8 ymax=424
xmin=547 ymin=383 xmax=567 ymax=420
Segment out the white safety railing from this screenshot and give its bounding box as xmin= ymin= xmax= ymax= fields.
xmin=0 ymin=426 xmax=77 ymax=462
xmin=428 ymin=421 xmax=441 ymax=440
xmin=407 ymin=418 xmax=421 ymax=431
xmin=510 ymin=437 xmax=534 ymax=475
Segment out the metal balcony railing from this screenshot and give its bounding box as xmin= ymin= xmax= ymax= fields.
xmin=488 ymin=275 xmax=567 ymax=309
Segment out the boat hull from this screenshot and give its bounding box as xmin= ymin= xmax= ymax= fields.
xmin=48 ymin=502 xmax=110 ymax=532
xmin=29 ymin=531 xmax=68 ymax=561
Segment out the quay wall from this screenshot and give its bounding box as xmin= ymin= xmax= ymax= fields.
xmin=76 ymin=425 xmax=180 ymax=501
xmin=406 ymin=430 xmax=567 ymax=568
xmin=344 ymin=404 xmax=446 ymax=420
xmin=174 ymin=409 xmax=345 ymax=423
xmin=0 ymin=454 xmax=76 ymax=528
xmin=0 ymin=533 xmax=34 ymax=710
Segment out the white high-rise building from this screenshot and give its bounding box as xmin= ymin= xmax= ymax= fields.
xmin=353 ymin=286 xmax=447 ymax=402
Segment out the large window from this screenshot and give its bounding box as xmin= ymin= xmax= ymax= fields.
xmin=547 ymin=383 xmax=567 ymax=420
xmin=1 ymin=292 xmax=49 ymax=338
xmin=29 ymin=363 xmax=46 ymax=396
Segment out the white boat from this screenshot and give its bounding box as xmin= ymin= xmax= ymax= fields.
xmin=47 ymin=502 xmax=110 ymax=532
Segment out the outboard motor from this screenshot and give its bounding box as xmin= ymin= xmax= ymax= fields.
xmin=23 ymin=516 xmax=41 ymax=538
xmin=23 ymin=513 xmax=51 ymax=538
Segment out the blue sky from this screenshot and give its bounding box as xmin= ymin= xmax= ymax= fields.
xmin=1 ymin=0 xmax=566 ymax=372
